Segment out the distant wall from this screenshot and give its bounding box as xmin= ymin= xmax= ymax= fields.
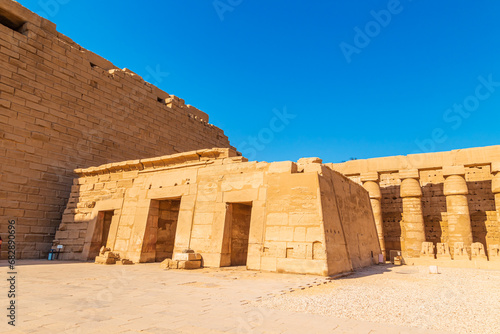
xmin=328 ymin=145 xmax=500 ymax=262
xmin=0 ymin=0 xmax=233 ymax=259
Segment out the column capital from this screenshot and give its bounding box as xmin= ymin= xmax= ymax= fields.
xmin=400 ymin=178 xmax=422 ymax=198
xmin=399 ymin=169 xmax=419 ymax=180
xmin=360 ymin=172 xmax=379 ymax=182
xmin=361 ymin=173 xmax=381 ymax=200
xmin=442 ymin=165 xmax=466 ymax=177
xmin=363 ymin=181 xmax=381 ymax=200
xmin=443 ymin=168 xmax=468 ymax=196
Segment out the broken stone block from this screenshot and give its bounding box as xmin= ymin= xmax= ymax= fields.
xmin=178 ymin=260 xmax=202 ymax=269
xmin=173 ymin=252 xmax=202 ymax=261
xmin=103 ymin=251 xmax=118 ymax=259
xmin=116 ymin=259 xmax=134 ymax=265
xmin=420 ymin=242 xmax=435 ymax=259
xmin=99 ymin=246 xmax=110 ymax=255
xmin=95 ymin=255 xmax=116 ymax=265
xmin=159 ymin=259 xmax=180 ymax=269
xmin=95 ymin=246 xmax=119 ymax=264
xmin=169 ymin=260 xmax=179 ymax=269
xmin=160 ymin=259 xmax=173 ymax=269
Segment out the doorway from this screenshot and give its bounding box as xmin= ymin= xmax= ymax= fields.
xmin=155 ymin=199 xmax=181 ymax=262
xmin=224 ymin=202 xmax=252 ymax=266
xmin=142 ymin=198 xmax=181 ymax=262
xmin=88 ymin=210 xmax=114 ymax=259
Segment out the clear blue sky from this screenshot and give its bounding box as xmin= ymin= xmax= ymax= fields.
xmin=23 ymin=0 xmax=500 ymax=163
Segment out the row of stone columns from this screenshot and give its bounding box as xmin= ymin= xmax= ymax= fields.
xmin=361 ymin=163 xmax=500 ymax=259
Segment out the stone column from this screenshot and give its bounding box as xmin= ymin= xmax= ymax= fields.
xmin=492 ymin=162 xmax=500 ymax=261
xmin=361 ymin=172 xmax=385 ymax=259
xmin=443 ymin=166 xmax=473 ymax=258
xmin=399 ymin=169 xmax=426 ymax=258
xmin=492 ymin=162 xmax=500 ymax=220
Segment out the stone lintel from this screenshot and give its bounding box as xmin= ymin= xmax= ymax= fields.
xmin=442 ymin=165 xmax=466 ymax=177
xmin=398 ymin=169 xmax=419 ymax=180
xmin=360 ymin=172 xmax=379 ymax=182
xmin=75 ymin=148 xmax=236 ymax=176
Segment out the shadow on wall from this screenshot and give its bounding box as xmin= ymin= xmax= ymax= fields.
xmin=380 ymin=185 xmax=402 ymax=258
xmin=378 ymin=180 xmax=497 ymax=259
xmin=468 ymin=179 xmax=496 ymax=256
xmin=422 ymin=183 xmax=446 ymax=246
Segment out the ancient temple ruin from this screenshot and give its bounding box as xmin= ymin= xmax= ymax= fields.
xmin=1 ymin=0 xmax=500 ymax=272
xmin=53 ymin=148 xmax=381 ymax=276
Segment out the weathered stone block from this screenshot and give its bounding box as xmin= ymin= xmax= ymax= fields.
xmin=178 ymin=260 xmax=201 ymax=269
xmin=268 ymin=161 xmax=297 ymax=174
xmin=173 ymin=252 xmax=202 ymax=261
xmin=471 ymin=242 xmax=487 ymax=260
xmin=360 ymin=171 xmax=379 ymax=182
xmin=442 ymin=165 xmax=466 ymax=177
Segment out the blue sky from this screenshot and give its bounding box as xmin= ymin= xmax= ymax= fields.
xmin=24 ymin=0 xmax=500 ymax=163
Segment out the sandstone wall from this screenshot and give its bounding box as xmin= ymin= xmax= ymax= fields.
xmin=55 ymin=149 xmax=380 ymax=276
xmin=326 ymin=168 xmax=381 ymax=269
xmin=328 ymin=145 xmax=500 ymax=264
xmin=0 ymin=0 xmax=233 ymax=259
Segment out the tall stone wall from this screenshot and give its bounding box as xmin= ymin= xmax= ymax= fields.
xmin=0 ymin=0 xmax=233 ymax=259
xmin=329 ymin=145 xmax=500 ymax=265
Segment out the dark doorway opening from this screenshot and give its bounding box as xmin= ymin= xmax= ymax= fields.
xmin=88 ymin=210 xmax=114 ymax=259
xmin=142 ymin=198 xmax=182 ymax=262
xmin=226 ymin=202 xmax=252 ymax=266
xmin=155 ymin=199 xmax=181 ymax=262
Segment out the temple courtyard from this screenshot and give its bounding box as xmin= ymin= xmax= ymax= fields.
xmin=1 ymin=261 xmax=499 ymax=334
